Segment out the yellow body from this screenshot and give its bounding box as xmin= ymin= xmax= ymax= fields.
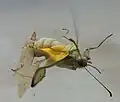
xmin=40 ymin=45 xmax=69 ymax=62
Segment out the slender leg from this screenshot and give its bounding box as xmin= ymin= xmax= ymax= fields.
xmin=84 ymin=34 xmax=113 ymax=60
xmin=62 ymin=36 xmax=82 ymax=58
xmin=88 ymin=34 xmax=113 ymax=51
xmin=62 ymin=28 xmax=69 ymax=35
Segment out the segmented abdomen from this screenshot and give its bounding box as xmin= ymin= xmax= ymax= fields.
xmin=34 ymin=38 xmax=64 ymax=49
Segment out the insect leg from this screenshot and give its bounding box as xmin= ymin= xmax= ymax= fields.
xmin=87 ymin=34 xmax=113 ymax=51
xmin=62 ymin=36 xmax=82 ymax=58
xmin=33 ymin=55 xmax=69 ymax=71
xmin=85 ymin=67 xmax=112 ymax=97
xmin=62 ymin=28 xmax=77 ymax=47
xmin=62 ymin=28 xmax=69 ymax=35
xmin=84 ymin=34 xmax=113 ymax=59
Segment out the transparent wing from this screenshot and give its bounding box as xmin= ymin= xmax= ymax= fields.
xmin=31 ymin=68 xmax=46 ymax=88
xmin=70 ymin=8 xmax=79 ymax=45
xmin=12 ymin=32 xmax=46 ymax=98
xmin=12 ymin=57 xmax=46 ymax=98
xmin=31 ymin=59 xmax=53 ymax=87
xmin=13 ymin=72 xmax=30 ymax=98
xmin=63 ymin=8 xmax=82 ymax=58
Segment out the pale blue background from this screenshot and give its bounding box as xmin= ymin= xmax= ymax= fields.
xmin=0 ymin=0 xmax=120 ymax=102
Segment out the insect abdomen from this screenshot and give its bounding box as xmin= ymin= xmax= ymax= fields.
xmin=34 ymin=38 xmax=63 ymax=49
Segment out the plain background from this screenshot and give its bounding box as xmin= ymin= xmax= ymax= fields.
xmin=0 ymin=0 xmax=120 ymax=102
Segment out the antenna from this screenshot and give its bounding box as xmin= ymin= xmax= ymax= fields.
xmin=85 ymin=68 xmax=112 ymax=97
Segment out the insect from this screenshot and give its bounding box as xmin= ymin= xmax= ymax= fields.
xmin=12 ymin=11 xmax=113 ymax=98
xmin=11 ymin=32 xmax=67 ymax=98
xmin=31 ymin=11 xmax=113 ymax=97
xmin=12 ymin=31 xmax=113 ymax=98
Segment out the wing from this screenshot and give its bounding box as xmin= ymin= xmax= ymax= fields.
xmin=69 ymin=8 xmax=82 ymax=58
xmin=31 ymin=44 xmax=80 ymax=87
xmin=31 ymin=56 xmax=70 ymax=87
xmin=31 ymin=65 xmax=46 ymax=87
xmin=12 ymin=32 xmax=46 ymax=98
xmin=31 ymin=45 xmax=70 ymax=87
xmin=70 ymin=8 xmax=79 ymax=45
xmin=39 ymin=45 xmax=69 ymax=62
xmin=12 ymin=57 xmax=46 ymax=98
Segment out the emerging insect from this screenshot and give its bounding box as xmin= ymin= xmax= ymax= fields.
xmin=11 ymin=32 xmax=67 ymax=98
xmin=12 ymin=10 xmax=113 ymax=98
xmin=31 ymin=11 xmax=113 ymax=97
